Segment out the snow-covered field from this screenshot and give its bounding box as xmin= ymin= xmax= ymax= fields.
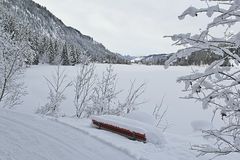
xmin=2 ymin=64 xmax=239 ymax=160
xmin=20 ymin=64 xmax=213 ymax=135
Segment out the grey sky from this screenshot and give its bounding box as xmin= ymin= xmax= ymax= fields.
xmin=33 ymin=0 xmax=212 ymax=56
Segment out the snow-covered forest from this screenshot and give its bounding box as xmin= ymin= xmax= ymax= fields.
xmin=1 ymin=0 xmax=240 ymax=160
xmin=0 ymin=0 xmax=128 ymax=65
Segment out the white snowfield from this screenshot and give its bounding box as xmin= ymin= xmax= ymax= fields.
xmin=0 ymin=109 xmax=134 ymax=160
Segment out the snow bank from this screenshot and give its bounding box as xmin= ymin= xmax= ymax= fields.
xmin=0 ymin=109 xmax=134 ymax=160
xmin=91 ymin=115 xmax=164 ymax=145
xmin=125 ymin=111 xmax=156 ymax=125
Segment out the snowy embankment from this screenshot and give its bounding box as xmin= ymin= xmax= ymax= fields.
xmin=58 ymin=116 xmax=240 ymax=160
xmin=0 ymin=109 xmax=135 ymax=160
xmin=1 ymin=108 xmax=238 ymax=160
xmin=56 ymin=117 xmax=207 ymax=160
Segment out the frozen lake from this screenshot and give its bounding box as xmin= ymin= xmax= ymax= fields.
xmin=18 ymin=64 xmax=217 ymax=135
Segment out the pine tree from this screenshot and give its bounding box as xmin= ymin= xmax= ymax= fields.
xmin=32 ymin=54 xmax=39 ymax=65
xmin=39 ymin=37 xmax=47 ymax=59
xmin=28 ymin=34 xmax=39 ymax=65
xmin=48 ymin=39 xmax=55 ymax=64
xmin=3 ymin=16 xmax=16 ymax=39
xmin=75 ymin=48 xmax=84 ymax=64
xmin=54 ymin=40 xmax=58 ymax=55
xmin=69 ymin=45 xmax=76 ymax=65
xmin=61 ymin=43 xmax=69 ymax=65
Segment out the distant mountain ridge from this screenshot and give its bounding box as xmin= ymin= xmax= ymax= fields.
xmin=0 ymin=0 xmax=127 ymax=64
xmin=131 ymin=51 xmax=225 ymax=66
xmin=130 ymin=54 xmax=169 ymax=65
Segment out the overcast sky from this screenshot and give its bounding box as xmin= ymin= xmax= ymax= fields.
xmin=33 ymin=0 xmax=213 ymax=56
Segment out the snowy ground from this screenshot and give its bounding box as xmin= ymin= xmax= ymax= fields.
xmin=0 ymin=109 xmax=134 ymax=160
xmin=1 ymin=64 xmax=239 ymax=160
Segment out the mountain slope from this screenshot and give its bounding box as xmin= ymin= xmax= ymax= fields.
xmin=1 ymin=0 xmax=126 ymax=63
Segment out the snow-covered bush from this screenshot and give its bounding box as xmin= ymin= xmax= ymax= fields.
xmin=91 ymin=64 xmax=120 ymax=116
xmin=166 ymin=0 xmax=240 ymax=157
xmin=74 ymin=58 xmax=96 ymax=118
xmin=36 ymin=66 xmax=71 ymax=117
xmin=73 ymin=63 xmax=145 ymax=118
xmin=118 ymin=80 xmax=145 ymax=115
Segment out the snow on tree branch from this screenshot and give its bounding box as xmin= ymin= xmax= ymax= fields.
xmin=165 ymin=0 xmax=240 ymax=157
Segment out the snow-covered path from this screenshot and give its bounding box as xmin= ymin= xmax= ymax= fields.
xmin=0 ymin=109 xmax=135 ymax=160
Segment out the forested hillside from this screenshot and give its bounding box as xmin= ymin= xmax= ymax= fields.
xmin=0 ymin=0 xmax=128 ymax=65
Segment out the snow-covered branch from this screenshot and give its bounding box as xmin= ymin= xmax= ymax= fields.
xmin=166 ymin=0 xmax=240 ymax=157
xmin=74 ymin=58 xmax=96 ymax=118
xmin=118 ymin=80 xmax=145 ymax=115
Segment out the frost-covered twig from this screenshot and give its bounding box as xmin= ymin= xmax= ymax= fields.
xmin=118 ymin=80 xmax=145 ymax=115
xmin=153 ymin=96 xmax=168 ymax=130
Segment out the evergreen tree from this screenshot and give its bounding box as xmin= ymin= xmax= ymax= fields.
xmin=28 ymin=34 xmax=39 ymax=65
xmin=61 ymin=43 xmax=69 ymax=65
xmin=48 ymin=39 xmax=55 ymax=64
xmin=69 ymin=45 xmax=76 ymax=65
xmin=3 ymin=16 xmax=16 ymax=39
xmin=54 ymin=40 xmax=58 ymax=55
xmin=75 ymin=49 xmax=80 ymax=64
xmin=32 ymin=54 xmax=39 ymax=65
xmin=39 ymin=37 xmax=47 ymax=58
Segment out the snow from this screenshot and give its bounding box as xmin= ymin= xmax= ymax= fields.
xmin=57 ymin=117 xmax=199 ymax=160
xmin=178 ymin=5 xmax=223 ymax=20
xmin=1 ymin=64 xmax=239 ymax=160
xmin=191 ymin=120 xmax=213 ymax=132
xmin=58 ymin=117 xmax=239 ymax=160
xmin=0 ymin=108 xmax=134 ymax=160
xmin=125 ymin=111 xmax=156 ymax=125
